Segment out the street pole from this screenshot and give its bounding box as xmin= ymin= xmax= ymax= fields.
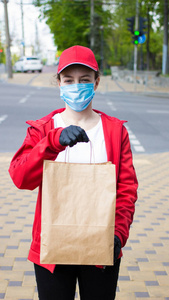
xmin=3 ymin=0 xmax=13 ymax=78
xmin=90 ymin=0 xmax=94 ymax=50
xmin=35 ymin=21 xmax=39 ymax=56
xmin=134 ymin=0 xmax=139 ymax=91
xmin=162 ymin=0 xmax=168 ymax=74
xmin=100 ymin=26 xmax=104 ymax=74
xmin=21 ymin=0 xmax=25 ymax=55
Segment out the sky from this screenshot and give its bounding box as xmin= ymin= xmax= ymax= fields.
xmin=0 ymin=0 xmax=56 ymax=54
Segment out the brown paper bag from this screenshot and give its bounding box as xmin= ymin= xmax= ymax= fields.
xmin=40 ymin=159 xmax=116 ymax=265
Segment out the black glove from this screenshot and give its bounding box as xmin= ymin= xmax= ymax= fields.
xmin=59 ymin=125 xmax=89 ymax=147
xmin=114 ymin=235 xmax=121 ymax=264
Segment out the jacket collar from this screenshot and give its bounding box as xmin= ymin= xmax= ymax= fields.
xmin=26 ymin=108 xmax=126 ymax=129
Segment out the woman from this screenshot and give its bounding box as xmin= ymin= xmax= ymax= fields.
xmin=9 ymin=45 xmax=138 ymax=300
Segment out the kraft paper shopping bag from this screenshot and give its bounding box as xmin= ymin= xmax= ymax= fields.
xmin=40 ymin=159 xmax=116 ymax=265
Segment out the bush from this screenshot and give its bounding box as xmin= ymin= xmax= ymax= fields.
xmin=103 ymin=69 xmax=111 ymax=76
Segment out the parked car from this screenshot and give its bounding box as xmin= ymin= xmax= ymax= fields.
xmin=14 ymin=56 xmax=43 ymax=73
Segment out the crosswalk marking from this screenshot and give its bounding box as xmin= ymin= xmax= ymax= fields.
xmin=106 ymin=101 xmax=145 ymax=153
xmin=130 ymin=140 xmax=141 ymax=146
xmin=134 ymin=145 xmax=145 ymax=152
xmin=125 ymin=125 xmax=145 ymax=153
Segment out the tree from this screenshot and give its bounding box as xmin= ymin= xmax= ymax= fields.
xmin=34 ymin=0 xmax=112 ymax=69
xmin=106 ymin=0 xmax=136 ymax=67
xmin=112 ymin=0 xmax=165 ymax=70
xmin=33 ymin=0 xmax=166 ymax=71
xmin=0 ymin=44 xmax=5 ymax=64
xmin=139 ymin=0 xmax=161 ymax=70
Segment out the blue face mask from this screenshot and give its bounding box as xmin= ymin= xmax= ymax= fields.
xmin=60 ymin=83 xmax=95 ymax=112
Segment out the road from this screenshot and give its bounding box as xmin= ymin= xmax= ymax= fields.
xmin=0 ymin=82 xmax=169 ymax=154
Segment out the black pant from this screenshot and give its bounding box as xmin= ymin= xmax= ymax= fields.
xmin=34 ymin=259 xmax=121 ymax=300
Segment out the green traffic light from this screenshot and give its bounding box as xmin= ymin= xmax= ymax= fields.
xmin=134 ymin=30 xmax=140 ymax=36
xmin=134 ymin=40 xmax=139 ymax=45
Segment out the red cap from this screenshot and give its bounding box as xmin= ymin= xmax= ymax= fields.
xmin=57 ymin=45 xmax=99 ymax=74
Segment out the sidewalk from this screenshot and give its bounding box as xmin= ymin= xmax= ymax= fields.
xmin=1 ymin=72 xmax=169 ymax=94
xmin=0 ymin=152 xmax=169 ymax=299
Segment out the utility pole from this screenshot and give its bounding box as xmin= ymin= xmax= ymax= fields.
xmin=100 ymin=25 xmax=104 ymax=74
xmin=90 ymin=0 xmax=94 ymax=50
xmin=133 ymin=0 xmax=139 ymax=91
xmin=146 ymin=6 xmax=150 ymax=70
xmin=162 ymin=0 xmax=168 ymax=74
xmin=21 ymin=0 xmax=25 ymax=55
xmin=3 ymin=0 xmax=13 ymax=78
xmin=35 ymin=21 xmax=39 ymax=56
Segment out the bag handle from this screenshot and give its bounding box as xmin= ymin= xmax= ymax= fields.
xmin=65 ymin=140 xmax=95 ymax=164
xmin=89 ymin=140 xmax=95 ymax=163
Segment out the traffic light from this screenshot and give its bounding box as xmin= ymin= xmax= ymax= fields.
xmin=132 ymin=30 xmax=140 ymax=45
xmin=139 ymin=17 xmax=147 ymax=36
xmin=0 ymin=49 xmax=3 ymax=53
xmin=126 ymin=17 xmax=135 ymax=34
xmin=126 ymin=16 xmax=147 ymax=45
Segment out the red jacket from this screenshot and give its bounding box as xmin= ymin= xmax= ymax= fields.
xmin=9 ymin=108 xmax=138 ymax=273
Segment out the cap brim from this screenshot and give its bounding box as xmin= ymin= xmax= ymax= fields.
xmin=57 ymin=62 xmax=98 ymax=74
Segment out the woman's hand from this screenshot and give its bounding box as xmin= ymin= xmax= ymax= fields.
xmin=59 ymin=125 xmax=89 ymax=147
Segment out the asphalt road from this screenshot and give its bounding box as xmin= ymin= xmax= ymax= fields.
xmin=0 ymin=82 xmax=169 ymax=154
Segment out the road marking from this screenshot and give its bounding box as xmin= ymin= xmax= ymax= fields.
xmin=106 ymin=100 xmax=117 ymax=111
xmin=106 ymin=103 xmax=145 ymax=152
xmin=147 ymin=110 xmax=169 ymax=114
xmin=129 ymin=134 xmax=136 ymax=139
xmin=0 ymin=114 xmax=8 ymax=124
xmin=134 ymin=145 xmax=145 ymax=152
xmin=19 ymin=94 xmax=31 ymax=104
xmin=125 ymin=125 xmax=145 ymax=153
xmin=130 ymin=140 xmax=140 ymax=146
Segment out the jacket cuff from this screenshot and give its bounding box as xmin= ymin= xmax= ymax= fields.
xmin=53 ymin=127 xmax=66 ymax=152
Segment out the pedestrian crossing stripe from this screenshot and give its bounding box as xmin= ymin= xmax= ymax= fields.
xmin=125 ymin=125 xmax=145 ymax=153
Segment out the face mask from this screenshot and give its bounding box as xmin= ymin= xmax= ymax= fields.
xmin=60 ymin=83 xmax=95 ymax=112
